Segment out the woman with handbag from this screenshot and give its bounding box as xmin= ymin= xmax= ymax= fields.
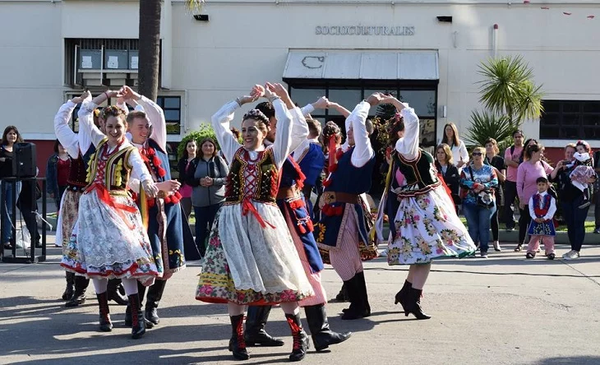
xmin=460 ymin=146 xmax=499 ymax=258
xmin=484 ymin=138 xmax=506 ymax=251
xmin=515 ymin=143 xmax=554 ymax=252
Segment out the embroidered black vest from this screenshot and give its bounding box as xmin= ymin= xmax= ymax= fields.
xmin=393 ymin=149 xmax=440 ymax=197
xmin=225 ymin=147 xmax=279 ymax=204
xmin=66 ymin=155 xmax=88 ymax=190
xmin=86 ymin=139 xmax=135 ymax=192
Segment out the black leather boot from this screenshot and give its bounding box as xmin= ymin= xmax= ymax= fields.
xmin=285 ymin=313 xmax=309 ymax=361
xmin=65 ymin=276 xmax=89 ymax=307
xmin=107 ymin=279 xmax=129 ymax=306
xmin=96 ymin=292 xmax=113 ymax=332
xmin=125 ymin=282 xmax=150 ymax=327
xmin=406 ymin=287 xmax=431 ymax=320
xmin=244 ymin=306 xmax=284 ymax=347
xmin=341 ymin=272 xmax=371 ymax=320
xmin=62 ymin=272 xmax=75 ymax=300
xmin=145 ymin=279 xmax=167 ymax=326
xmin=304 ymin=304 xmax=351 ymax=351
xmin=229 ymin=314 xmax=249 ymax=360
xmin=394 ymin=280 xmax=412 ymax=313
xmin=128 ymin=293 xmax=146 ymax=339
xmin=334 ymin=283 xmax=349 ymax=302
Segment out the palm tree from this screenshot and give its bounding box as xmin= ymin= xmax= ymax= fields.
xmin=138 ymin=0 xmax=204 ymax=101
xmin=464 ymin=110 xmax=517 ymax=152
xmin=138 ymin=0 xmax=162 ymax=101
xmin=477 ymin=55 xmax=544 ymax=125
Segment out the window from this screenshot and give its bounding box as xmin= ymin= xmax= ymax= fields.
xmin=289 ymin=83 xmax=437 ymax=147
xmin=66 ymin=95 xmax=181 ymax=135
xmin=540 ymin=100 xmax=600 ymax=139
xmin=64 ymin=39 xmax=146 ymax=88
xmin=157 ymin=96 xmax=182 ymax=134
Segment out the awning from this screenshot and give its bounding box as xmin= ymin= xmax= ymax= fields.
xmin=283 ymin=50 xmax=439 ymax=80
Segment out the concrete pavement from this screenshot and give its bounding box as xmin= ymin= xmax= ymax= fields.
xmin=1 ymin=235 xmax=600 ymax=365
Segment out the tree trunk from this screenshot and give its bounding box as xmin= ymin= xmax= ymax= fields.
xmin=138 ymin=0 xmax=162 ymax=101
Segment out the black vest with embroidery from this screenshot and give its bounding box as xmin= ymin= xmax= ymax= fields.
xmin=393 ymin=149 xmax=440 ymax=197
xmin=86 ymin=139 xmax=135 ymax=192
xmin=66 ymin=156 xmax=88 ymax=189
xmin=225 ymin=147 xmax=279 ymax=204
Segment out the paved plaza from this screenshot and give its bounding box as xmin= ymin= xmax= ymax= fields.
xmin=2 ymin=235 xmax=600 ymax=365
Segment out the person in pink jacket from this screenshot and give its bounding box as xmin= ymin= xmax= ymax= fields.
xmin=516 ymin=143 xmax=554 ymax=251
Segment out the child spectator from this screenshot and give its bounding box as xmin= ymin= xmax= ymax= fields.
xmin=526 ymin=177 xmax=557 ymax=260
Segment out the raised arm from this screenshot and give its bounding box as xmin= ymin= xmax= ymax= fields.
xmin=266 ymin=83 xmax=296 ymax=168
xmin=78 ymin=101 xmax=106 ymax=148
xmin=328 ymin=102 xmax=351 ymax=118
xmin=288 ymin=106 xmax=309 ymax=153
xmin=347 ymin=101 xmax=374 ymax=167
xmin=387 ymin=97 xmax=419 ymax=160
xmin=211 ymin=100 xmax=243 ymax=164
xmin=121 ymin=86 xmax=167 ymax=152
xmin=54 ymin=94 xmax=85 ymax=159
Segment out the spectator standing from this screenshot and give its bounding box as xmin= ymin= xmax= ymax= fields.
xmin=525 ymin=177 xmax=557 ymax=260
xmin=551 ymin=143 xmax=596 ymax=260
xmin=435 ymin=143 xmax=461 ymax=210
xmin=441 ymin=122 xmax=469 ymax=169
xmin=185 ymin=137 xmax=228 ymax=257
xmin=46 ymin=140 xmax=70 ymax=211
xmin=484 ymin=138 xmax=506 ymax=252
xmin=0 ymin=126 xmax=23 ymax=249
xmin=460 ymin=147 xmax=498 ymax=258
xmin=177 ymin=140 xmax=197 ymax=220
xmin=515 ymin=143 xmax=554 ymax=251
xmin=502 ymin=130 xmax=525 ymax=231
xmin=593 ymin=149 xmax=600 ymax=234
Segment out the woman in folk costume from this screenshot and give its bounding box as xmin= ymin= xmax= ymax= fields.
xmin=195 ymin=83 xmax=314 ymax=362
xmin=53 ymin=92 xmax=90 ymax=303
xmin=385 ymin=96 xmax=475 ymax=319
xmin=242 ymin=101 xmax=350 ymax=354
xmin=54 ymin=92 xmax=128 ymax=308
xmin=119 ymin=86 xmax=187 ymax=329
xmin=313 ymin=93 xmax=382 ymax=321
xmin=61 ymin=90 xmax=160 ymax=339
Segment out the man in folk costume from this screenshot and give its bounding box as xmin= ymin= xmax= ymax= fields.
xmin=119 ymin=86 xmax=186 ymax=328
xmin=243 ymin=101 xmax=351 ymax=352
xmin=313 ymin=94 xmax=382 ymax=320
xmin=55 ymin=93 xmax=129 ymax=308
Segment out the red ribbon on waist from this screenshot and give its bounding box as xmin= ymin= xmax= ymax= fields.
xmin=242 ymin=198 xmax=275 ymax=229
xmin=86 ymin=183 xmax=136 ymax=229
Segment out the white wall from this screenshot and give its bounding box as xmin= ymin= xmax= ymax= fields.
xmin=2 ymin=0 xmax=599 ymax=146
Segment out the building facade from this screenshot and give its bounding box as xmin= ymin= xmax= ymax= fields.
xmin=1 ymin=0 xmax=599 ymax=175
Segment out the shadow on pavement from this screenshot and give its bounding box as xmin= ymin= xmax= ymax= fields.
xmin=536 ymin=356 xmax=600 ymax=365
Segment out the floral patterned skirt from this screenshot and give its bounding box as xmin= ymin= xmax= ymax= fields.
xmin=386 ymin=186 xmax=475 ymax=265
xmin=57 ymin=190 xmax=81 ymax=252
xmin=61 ymin=190 xmax=160 ymax=282
xmin=196 ymin=202 xmax=314 ymax=305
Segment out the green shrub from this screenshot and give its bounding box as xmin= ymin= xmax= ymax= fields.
xmin=464 ymin=110 xmax=517 ymax=152
xmin=177 ymin=123 xmax=219 ymax=159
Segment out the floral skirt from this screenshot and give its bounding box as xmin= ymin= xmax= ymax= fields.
xmin=196 ymin=202 xmax=314 ymax=305
xmin=57 ymin=190 xmax=82 ymax=253
xmin=61 ymin=190 xmax=160 ymax=282
xmin=386 ymin=186 xmax=475 ymax=265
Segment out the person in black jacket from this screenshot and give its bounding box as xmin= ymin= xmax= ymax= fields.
xmin=184 ymin=137 xmax=228 ymax=256
xmin=435 ymin=143 xmax=460 ymax=211
xmin=177 ymin=140 xmax=197 ymax=221
xmin=484 ymin=138 xmax=506 ymax=252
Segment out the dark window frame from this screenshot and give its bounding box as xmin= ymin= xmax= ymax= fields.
xmin=540 ymin=100 xmax=600 ymax=140
xmin=286 ymin=78 xmax=438 ymax=147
